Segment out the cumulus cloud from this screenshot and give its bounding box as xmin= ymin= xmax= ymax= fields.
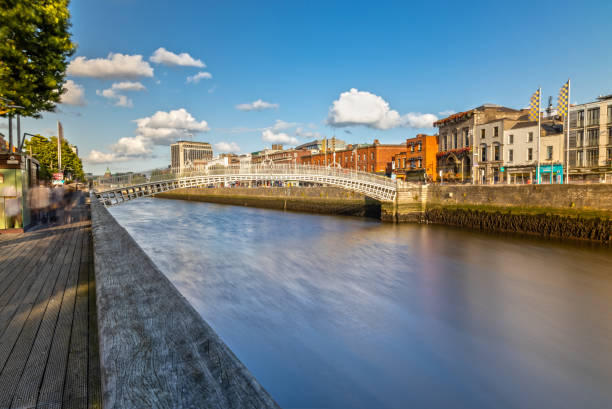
xmin=86 ymin=108 xmax=210 ymax=163
xmin=96 ymin=81 xmax=146 ymax=108
xmin=327 ymin=88 xmax=437 ymax=130
xmin=186 ymin=71 xmax=213 ymax=83
xmin=235 ymin=99 xmax=279 ymax=111
xmin=295 ymin=127 xmax=321 ymax=139
xmin=86 ymin=150 xmax=129 ymax=164
xmin=67 ymin=53 xmax=154 ymax=79
xmin=150 ymin=47 xmax=205 ymax=67
xmin=214 ymin=142 xmax=240 ymax=153
xmin=60 ymin=80 xmax=86 ymax=106
xmin=262 ymin=129 xmax=298 ymax=145
xmin=271 ymin=119 xmax=297 ymax=131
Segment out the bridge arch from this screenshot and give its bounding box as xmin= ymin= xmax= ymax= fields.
xmin=94 ymin=165 xmax=412 ymax=206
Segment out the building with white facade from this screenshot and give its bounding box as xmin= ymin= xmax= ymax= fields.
xmin=170 ymin=141 xmax=213 ymax=173
xmin=568 ymin=94 xmax=612 ymax=182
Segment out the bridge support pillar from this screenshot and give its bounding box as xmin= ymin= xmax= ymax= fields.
xmin=382 ymin=185 xmax=428 ymax=223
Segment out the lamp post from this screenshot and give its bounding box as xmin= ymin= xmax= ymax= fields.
xmin=0 ymin=97 xmax=24 ymax=154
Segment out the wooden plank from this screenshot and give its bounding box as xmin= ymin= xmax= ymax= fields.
xmin=86 ymin=228 xmax=102 ymax=409
xmin=35 ymin=225 xmax=85 ymax=409
xmin=0 ymin=227 xmax=67 ymax=369
xmin=8 ymin=225 xmax=82 ymax=409
xmin=61 ymin=227 xmax=89 ymax=409
xmin=0 ymin=225 xmax=77 ymax=408
xmin=0 ymin=232 xmax=36 ymax=296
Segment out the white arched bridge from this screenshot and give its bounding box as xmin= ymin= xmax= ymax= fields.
xmin=94 ymin=165 xmax=414 ymax=206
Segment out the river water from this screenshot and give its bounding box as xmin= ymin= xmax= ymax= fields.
xmin=109 ymin=198 xmax=612 ymax=409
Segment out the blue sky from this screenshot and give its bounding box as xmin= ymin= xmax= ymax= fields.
xmin=15 ymin=0 xmax=612 ymax=174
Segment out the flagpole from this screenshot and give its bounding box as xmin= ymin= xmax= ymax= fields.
xmin=565 ymin=79 xmax=571 ymax=184
xmin=537 ymin=87 xmax=541 ymax=184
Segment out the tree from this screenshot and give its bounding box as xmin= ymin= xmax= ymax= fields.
xmin=24 ymin=134 xmax=84 ymax=181
xmin=0 ymin=0 xmax=76 ymax=118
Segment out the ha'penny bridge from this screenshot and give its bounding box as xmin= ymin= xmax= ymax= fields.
xmin=93 ymin=164 xmax=424 ymax=206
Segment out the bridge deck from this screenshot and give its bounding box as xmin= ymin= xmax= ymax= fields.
xmin=0 ymin=196 xmax=101 ymax=409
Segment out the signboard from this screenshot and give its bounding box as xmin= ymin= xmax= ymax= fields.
xmin=500 ymin=167 xmax=505 ymax=172
xmin=53 ymin=172 xmax=64 ymax=181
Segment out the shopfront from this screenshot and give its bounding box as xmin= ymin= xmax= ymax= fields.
xmin=537 ymin=164 xmax=564 ymax=184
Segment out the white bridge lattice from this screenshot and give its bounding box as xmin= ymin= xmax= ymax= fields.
xmin=94 ymin=165 xmax=412 ymax=206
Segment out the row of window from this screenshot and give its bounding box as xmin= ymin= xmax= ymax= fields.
xmin=569 ymin=149 xmax=600 ymax=167
xmin=480 ymin=146 xmax=553 ymax=162
xmin=441 ymin=128 xmax=469 ymax=151
xmin=395 ymin=158 xmax=423 ymax=169
xmin=573 ymin=106 xmax=612 ymax=127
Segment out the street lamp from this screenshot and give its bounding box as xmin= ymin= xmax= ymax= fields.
xmin=0 ymin=97 xmax=25 ymax=153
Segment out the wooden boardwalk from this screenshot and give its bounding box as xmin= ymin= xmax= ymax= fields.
xmin=0 ymin=198 xmax=101 ymax=409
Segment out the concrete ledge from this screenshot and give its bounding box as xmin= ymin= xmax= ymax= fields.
xmin=89 ymin=193 xmax=280 ymax=409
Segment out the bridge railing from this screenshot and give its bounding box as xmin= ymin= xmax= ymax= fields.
xmin=93 ymin=164 xmax=398 ymax=191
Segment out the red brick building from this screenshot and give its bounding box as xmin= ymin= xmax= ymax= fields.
xmin=299 ymin=139 xmax=405 ymax=175
xmin=392 ymin=134 xmax=439 ymax=182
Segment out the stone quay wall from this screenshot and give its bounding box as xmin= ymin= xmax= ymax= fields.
xmin=422 ymin=184 xmax=612 ymax=244
xmin=89 ymin=194 xmax=280 ymax=409
xmin=156 ymin=187 xmax=382 ymax=218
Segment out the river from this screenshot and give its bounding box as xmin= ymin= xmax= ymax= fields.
xmin=109 ymin=198 xmax=612 ymax=409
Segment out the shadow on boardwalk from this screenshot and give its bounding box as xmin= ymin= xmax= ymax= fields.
xmin=0 ymin=192 xmax=101 ymax=409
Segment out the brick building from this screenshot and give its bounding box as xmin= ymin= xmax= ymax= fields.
xmin=392 ymin=134 xmax=438 ymax=182
xmin=252 ymin=145 xmax=311 ymax=165
xmin=299 ymin=139 xmax=405 ymax=175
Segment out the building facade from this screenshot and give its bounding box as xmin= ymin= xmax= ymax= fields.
xmin=392 ymin=134 xmax=438 ymax=182
xmin=294 ymin=137 xmax=346 ymax=152
xmin=170 ymin=141 xmax=213 ymax=173
xmin=434 ymin=104 xmax=523 ymax=182
xmin=568 ymin=94 xmax=612 ymax=182
xmin=300 ymin=139 xmax=404 ymax=175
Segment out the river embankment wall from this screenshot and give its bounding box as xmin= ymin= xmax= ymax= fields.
xmin=156 ymin=187 xmax=382 ymax=218
xmin=89 ymin=194 xmax=280 ymax=409
xmin=423 ymin=184 xmax=612 ymax=244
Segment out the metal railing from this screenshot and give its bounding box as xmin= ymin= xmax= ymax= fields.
xmin=93 ymin=164 xmax=398 ymax=192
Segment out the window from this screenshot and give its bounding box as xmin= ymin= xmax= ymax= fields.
xmin=371 ymin=152 xmax=374 ymax=160
xmin=608 ymin=148 xmax=612 ymax=162
xmin=363 ymin=154 xmax=366 ymax=161
xmin=481 ymin=146 xmax=487 ymax=162
xmin=494 ymin=126 xmax=499 ymax=137
xmin=528 ymin=148 xmax=533 ymax=161
xmin=481 ymin=129 xmax=485 ymax=138
xmin=418 ymin=143 xmax=422 ymax=151
xmin=442 ymin=134 xmax=447 ymax=151
xmin=586 ymin=149 xmax=599 ymax=166
xmin=417 ymin=159 xmax=422 ymax=168
xmin=509 ymin=134 xmax=514 ymax=144
xmin=608 ymin=105 xmax=612 ymax=124
xmin=609 ymin=127 xmax=612 ymax=145
xmin=402 ymin=158 xmax=406 ymax=168
xmin=509 ymin=149 xmax=514 ymax=162
xmin=371 ymin=165 xmax=375 ymax=172
xmin=586 ymin=129 xmax=599 ymax=146
xmin=493 ymin=145 xmax=500 ymax=161
xmin=463 ymin=128 xmax=469 ymax=146
xmin=577 ymin=130 xmax=584 ymax=147
xmin=546 ymin=146 xmax=553 ymax=160
xmin=587 ymin=108 xmax=600 ymax=126
xmin=453 ymin=131 xmax=458 ymax=148
xmin=411 ymin=144 xmax=414 ymax=152
xmin=528 ymin=132 xmax=533 ymax=142
xmin=576 ymin=110 xmax=585 ymax=127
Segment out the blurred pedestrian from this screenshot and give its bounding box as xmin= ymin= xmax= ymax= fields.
xmin=29 ymin=182 xmax=51 ymax=224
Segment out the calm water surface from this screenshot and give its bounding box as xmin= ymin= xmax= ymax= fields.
xmin=109 ymin=198 xmax=612 ymax=409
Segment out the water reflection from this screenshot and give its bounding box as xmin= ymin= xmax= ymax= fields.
xmin=110 ymin=198 xmax=612 ymax=409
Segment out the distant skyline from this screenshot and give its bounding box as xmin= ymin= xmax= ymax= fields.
xmin=12 ymin=0 xmax=612 ymax=174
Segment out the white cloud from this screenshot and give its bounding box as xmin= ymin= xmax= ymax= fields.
xmin=327 ymin=88 xmax=437 ymax=130
xmin=86 ymin=150 xmax=129 ymax=164
xmin=186 ymin=71 xmax=213 ymax=83
xmin=86 ymin=108 xmax=210 ymax=163
xmin=150 ymin=47 xmax=205 ymax=67
xmin=67 ymin=53 xmax=153 ymax=79
xmin=262 ymin=129 xmax=298 ymax=145
xmin=60 ymin=80 xmax=86 ymax=106
xmin=236 ymin=99 xmax=279 ymax=111
xmin=96 ymin=81 xmax=146 ymax=108
xmin=214 ymin=142 xmax=240 ymax=153
xmin=295 ymin=127 xmax=321 ymax=139
xmin=271 ymin=119 xmax=297 ymax=131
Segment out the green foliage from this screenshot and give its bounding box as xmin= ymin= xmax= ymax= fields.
xmin=24 ymin=134 xmax=84 ymax=181
xmin=0 ymin=0 xmax=76 ymax=118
